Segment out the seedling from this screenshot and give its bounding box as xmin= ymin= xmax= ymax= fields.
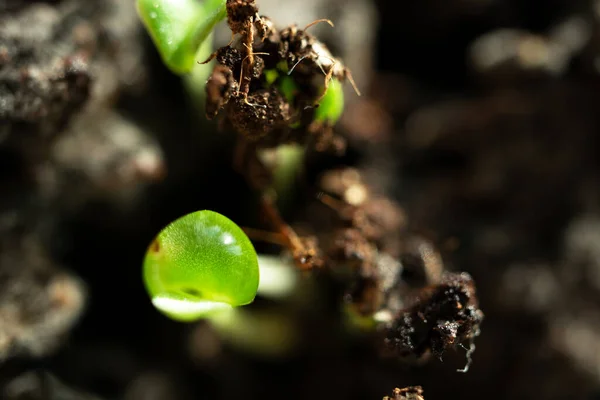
xmin=313 ymin=78 xmax=345 ymax=125
xmin=136 ymin=0 xmax=483 ymax=375
xmin=136 ymin=0 xmax=356 ymax=144
xmin=136 ymin=0 xmax=226 ymax=74
xmin=203 ymin=12 xmax=357 ymax=144
xmin=143 ymin=210 xmax=259 ymax=322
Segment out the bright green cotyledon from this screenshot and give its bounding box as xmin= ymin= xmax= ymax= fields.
xmin=313 ymin=78 xmax=344 ymax=125
xmin=143 ymin=210 xmax=259 ymax=322
xmin=136 ymin=0 xmax=226 ymax=74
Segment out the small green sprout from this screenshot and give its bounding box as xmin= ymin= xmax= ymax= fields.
xmin=136 ymin=0 xmax=226 ymax=74
xmin=142 ymin=211 xmax=302 ymax=355
xmin=277 ymin=75 xmax=299 ymax=104
xmin=143 ymin=210 xmax=259 ymax=322
xmin=264 ymin=70 xmax=345 ymax=126
xmin=313 ymin=78 xmax=344 ymax=125
xmin=137 ymin=0 xmax=348 ymax=130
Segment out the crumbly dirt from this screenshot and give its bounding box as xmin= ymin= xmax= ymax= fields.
xmin=2 ymin=0 xmax=600 ymax=399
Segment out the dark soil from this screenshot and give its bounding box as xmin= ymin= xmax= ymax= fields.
xmin=2 ymin=0 xmax=600 ymax=399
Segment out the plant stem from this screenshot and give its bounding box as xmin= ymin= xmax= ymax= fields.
xmin=183 ymin=35 xmax=215 ymax=114
xmin=188 ymin=0 xmax=227 ymax=58
xmin=273 ymin=145 xmax=306 ymax=210
xmin=209 ymin=307 xmax=298 ymax=357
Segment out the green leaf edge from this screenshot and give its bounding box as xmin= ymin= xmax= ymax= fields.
xmin=137 ymin=0 xmax=226 ymax=75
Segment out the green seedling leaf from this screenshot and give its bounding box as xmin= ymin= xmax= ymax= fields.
xmin=314 ymin=78 xmax=345 ymax=125
xmin=278 ymin=75 xmax=298 ymax=104
xmin=137 ymin=0 xmax=226 ymax=74
xmin=263 ymin=69 xmax=345 ymax=127
xmin=143 ymin=210 xmax=259 ymax=322
xmin=264 ymin=69 xmax=279 ymax=86
xmin=314 ymin=78 xmax=344 ymax=125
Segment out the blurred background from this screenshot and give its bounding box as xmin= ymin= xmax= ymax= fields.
xmin=2 ymin=0 xmax=600 ymax=399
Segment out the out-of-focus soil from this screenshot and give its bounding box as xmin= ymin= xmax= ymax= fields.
xmin=2 ymin=0 xmax=600 ymax=399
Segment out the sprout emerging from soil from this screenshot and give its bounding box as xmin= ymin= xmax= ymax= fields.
xmin=137 ymin=0 xmax=358 ymax=155
xmin=203 ymin=3 xmax=359 ymax=151
xmin=142 ymin=210 xmax=300 ymax=355
xmin=136 ymin=0 xmax=483 ymax=384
